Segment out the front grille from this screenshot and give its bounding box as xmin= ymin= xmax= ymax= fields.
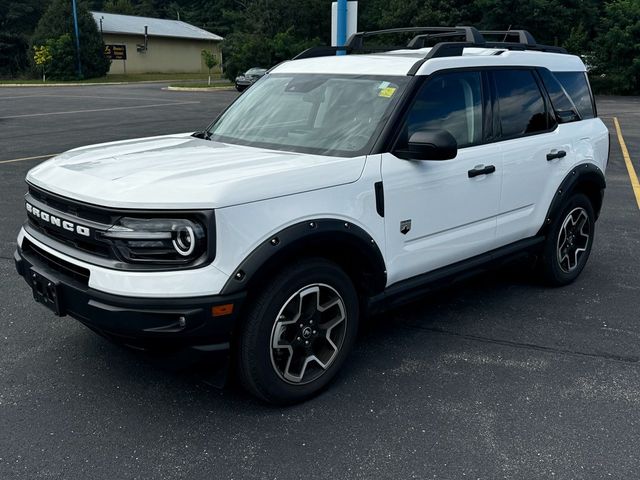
xmin=28 ymin=186 xmax=113 ymax=224
xmin=26 ymin=185 xmax=116 ymax=260
xmin=22 ymin=238 xmax=90 ymax=285
xmin=27 ymin=218 xmax=112 ymax=257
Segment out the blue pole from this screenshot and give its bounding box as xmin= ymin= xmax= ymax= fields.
xmin=336 ymin=0 xmax=347 ymax=55
xmin=71 ymin=0 xmax=83 ymax=78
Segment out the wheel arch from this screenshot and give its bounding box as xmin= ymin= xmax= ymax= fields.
xmin=220 ymin=219 xmax=387 ymax=298
xmin=539 ymin=163 xmax=606 ymax=235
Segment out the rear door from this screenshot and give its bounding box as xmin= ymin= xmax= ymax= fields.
xmin=492 ymin=68 xmax=576 ymax=245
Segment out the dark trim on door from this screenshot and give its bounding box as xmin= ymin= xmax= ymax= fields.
xmin=368 ymin=235 xmax=545 ymax=313
xmin=374 ymin=181 xmax=385 ymax=217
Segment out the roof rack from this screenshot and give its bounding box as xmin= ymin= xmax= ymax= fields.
xmin=291 ymin=26 xmax=568 ymax=65
xmin=480 ymin=29 xmax=567 ymax=53
xmin=347 ymin=26 xmax=485 ymax=49
xmin=480 ymin=30 xmax=537 ymax=45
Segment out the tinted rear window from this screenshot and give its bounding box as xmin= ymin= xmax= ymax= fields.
xmin=538 ymin=69 xmax=579 ymax=118
xmin=555 ymin=72 xmax=595 ymax=119
xmin=494 ymin=70 xmax=551 ymax=139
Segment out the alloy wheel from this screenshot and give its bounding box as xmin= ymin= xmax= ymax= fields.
xmin=269 ymin=284 xmax=348 ymax=385
xmin=556 ymin=207 xmax=590 ymax=273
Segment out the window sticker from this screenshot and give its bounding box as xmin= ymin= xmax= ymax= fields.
xmin=378 ymin=86 xmax=397 ymax=98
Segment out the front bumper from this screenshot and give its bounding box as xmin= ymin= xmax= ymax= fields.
xmin=15 ymin=244 xmax=246 ymax=351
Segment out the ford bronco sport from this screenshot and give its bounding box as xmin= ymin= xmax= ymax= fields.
xmin=15 ymin=27 xmax=609 ymax=404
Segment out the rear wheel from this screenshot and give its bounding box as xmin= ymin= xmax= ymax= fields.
xmin=236 ymin=258 xmax=359 ymax=404
xmin=539 ymin=193 xmax=595 ymax=286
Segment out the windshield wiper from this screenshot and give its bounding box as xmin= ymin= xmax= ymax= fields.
xmin=191 ymin=130 xmax=212 ymax=140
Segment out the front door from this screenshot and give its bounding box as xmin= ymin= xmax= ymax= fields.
xmin=382 ymin=71 xmax=502 ymax=286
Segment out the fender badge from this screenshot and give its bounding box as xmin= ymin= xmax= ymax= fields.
xmin=400 ymin=219 xmax=411 ymax=235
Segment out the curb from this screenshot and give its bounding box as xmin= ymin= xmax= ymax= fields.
xmin=164 ymin=86 xmax=235 ymax=92
xmin=0 ymin=79 xmax=220 ymax=88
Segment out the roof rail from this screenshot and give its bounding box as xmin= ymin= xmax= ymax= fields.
xmin=293 ymin=45 xmax=351 ymax=60
xmin=479 ymin=30 xmax=567 ymax=54
xmin=290 ymin=26 xmax=568 ymax=65
xmin=480 ymin=30 xmax=537 ymax=45
xmin=483 ymin=42 xmax=568 ymax=54
xmin=346 ymin=26 xmax=485 ymax=50
xmin=292 ymin=26 xmax=485 ymax=60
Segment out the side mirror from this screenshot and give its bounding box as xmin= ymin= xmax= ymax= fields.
xmin=396 ymin=129 xmax=458 ymax=161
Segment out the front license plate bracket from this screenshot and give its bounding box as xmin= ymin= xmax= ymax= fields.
xmin=29 ymin=268 xmax=64 ymax=316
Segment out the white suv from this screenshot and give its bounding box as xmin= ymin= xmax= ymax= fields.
xmin=15 ymin=27 xmax=609 ymax=404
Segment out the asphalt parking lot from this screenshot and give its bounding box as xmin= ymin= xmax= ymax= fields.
xmin=1 ymin=84 xmax=639 ymax=479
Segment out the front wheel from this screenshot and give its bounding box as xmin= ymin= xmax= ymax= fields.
xmin=539 ymin=193 xmax=595 ymax=286
xmin=236 ymin=259 xmax=359 ymax=404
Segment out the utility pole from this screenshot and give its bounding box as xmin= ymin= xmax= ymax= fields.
xmin=336 ymin=0 xmax=347 ymax=55
xmin=71 ymin=0 xmax=83 ymax=78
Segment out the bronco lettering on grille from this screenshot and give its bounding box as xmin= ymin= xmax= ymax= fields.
xmin=26 ymin=202 xmax=91 ymax=237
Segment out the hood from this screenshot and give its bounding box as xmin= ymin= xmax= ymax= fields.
xmin=26 ymin=134 xmax=366 ymax=209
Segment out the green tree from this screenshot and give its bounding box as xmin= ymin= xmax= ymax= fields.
xmin=33 ymin=44 xmax=53 ymax=81
xmin=592 ymin=0 xmax=640 ymax=94
xmin=33 ymin=0 xmax=111 ymax=79
xmin=0 ymin=0 xmax=49 ymax=77
xmin=103 ymin=0 xmax=136 ymax=15
xmin=201 ymin=49 xmax=218 ymax=85
xmin=42 ymin=34 xmax=78 ymax=80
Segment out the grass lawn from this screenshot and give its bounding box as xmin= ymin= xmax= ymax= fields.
xmin=0 ymin=72 xmax=227 ymax=85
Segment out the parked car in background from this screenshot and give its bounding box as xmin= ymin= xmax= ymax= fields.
xmin=235 ymin=68 xmax=267 ymax=91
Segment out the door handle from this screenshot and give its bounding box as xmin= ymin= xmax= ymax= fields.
xmin=547 ymin=150 xmax=567 ymax=161
xmin=468 ymin=164 xmax=496 ymax=178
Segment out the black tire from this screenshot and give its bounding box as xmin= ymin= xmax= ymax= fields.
xmin=539 ymin=193 xmax=595 ymax=286
xmin=235 ymin=84 xmax=244 ymax=92
xmin=236 ymin=258 xmax=359 ymax=405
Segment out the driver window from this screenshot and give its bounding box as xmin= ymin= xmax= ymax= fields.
xmin=398 ymin=71 xmax=483 ymax=150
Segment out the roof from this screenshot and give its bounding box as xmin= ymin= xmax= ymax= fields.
xmin=272 ymin=48 xmax=586 ymax=76
xmin=91 ymin=11 xmax=223 ymax=41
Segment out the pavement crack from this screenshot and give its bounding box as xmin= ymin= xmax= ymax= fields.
xmin=402 ymin=324 xmax=640 ymax=364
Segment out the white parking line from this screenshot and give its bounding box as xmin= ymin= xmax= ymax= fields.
xmin=0 ymin=101 xmax=200 ymax=119
xmin=0 ymin=94 xmax=194 ymax=102
xmin=0 ymin=154 xmax=56 ymax=165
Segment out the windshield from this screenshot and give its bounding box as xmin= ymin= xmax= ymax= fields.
xmin=245 ymin=68 xmax=266 ymax=76
xmin=208 ymin=74 xmax=410 ymax=156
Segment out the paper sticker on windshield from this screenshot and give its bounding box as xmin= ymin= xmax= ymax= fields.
xmin=378 ymin=86 xmax=397 ymax=98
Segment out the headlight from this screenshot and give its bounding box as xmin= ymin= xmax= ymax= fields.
xmin=100 ymin=217 xmax=207 ymax=265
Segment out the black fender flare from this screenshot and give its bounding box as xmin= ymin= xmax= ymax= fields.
xmin=220 ymin=219 xmax=387 ymax=295
xmin=538 ymin=163 xmax=606 ymax=236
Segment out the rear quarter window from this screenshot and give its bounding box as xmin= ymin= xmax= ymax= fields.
xmin=554 ymin=72 xmax=595 ymax=119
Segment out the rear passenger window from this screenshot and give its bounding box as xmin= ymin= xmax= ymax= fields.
xmin=400 ymin=71 xmax=483 ymax=149
xmin=538 ymin=68 xmax=579 ymax=120
xmin=494 ymin=70 xmax=551 ymax=138
xmin=554 ymin=72 xmax=595 ymax=119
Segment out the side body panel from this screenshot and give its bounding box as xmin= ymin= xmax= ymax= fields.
xmin=497 ymin=118 xmax=609 ymax=245
xmin=211 ymin=154 xmax=385 ymax=285
xmin=381 ymin=144 xmax=502 ymax=286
